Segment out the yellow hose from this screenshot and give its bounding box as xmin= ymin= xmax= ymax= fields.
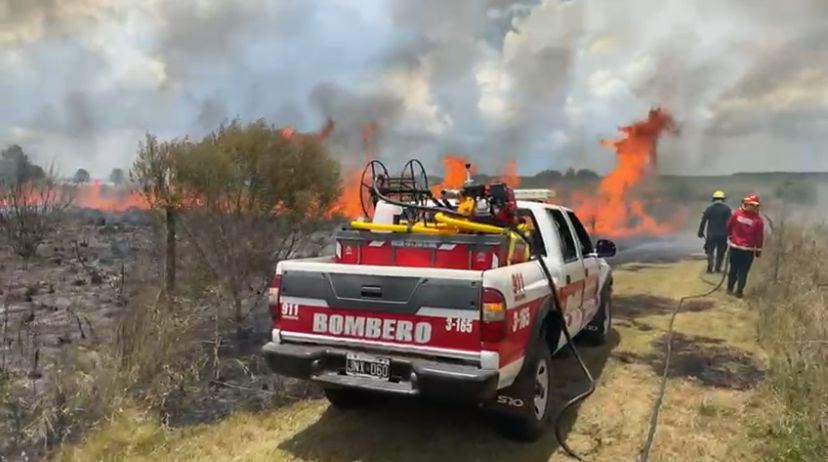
xmin=433 ymin=213 xmax=505 ymax=234
xmin=398 ymin=220 xmax=452 ymax=229
xmin=411 ymin=223 xmax=458 ymax=234
xmin=350 ymin=214 xmax=530 ymax=264
xmin=349 ymin=221 xmax=453 ymax=235
xmin=434 ymin=213 xmax=531 ymax=263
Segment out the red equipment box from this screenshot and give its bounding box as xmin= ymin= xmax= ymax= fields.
xmin=334 ymin=229 xmax=528 ymax=270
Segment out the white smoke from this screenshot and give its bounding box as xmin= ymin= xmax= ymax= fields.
xmin=1 ymin=0 xmax=827 ymax=176
xmin=502 ymin=0 xmax=828 ymax=174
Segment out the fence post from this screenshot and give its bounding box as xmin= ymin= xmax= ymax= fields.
xmin=165 ymin=205 xmax=176 ymax=293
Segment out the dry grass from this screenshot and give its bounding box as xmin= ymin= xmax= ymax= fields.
xmin=0 ymin=273 xmax=210 ymax=459
xmin=750 ymin=224 xmax=828 ymax=461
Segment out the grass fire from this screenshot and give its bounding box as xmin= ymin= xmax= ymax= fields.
xmin=2 ymin=2 xmax=828 ymax=462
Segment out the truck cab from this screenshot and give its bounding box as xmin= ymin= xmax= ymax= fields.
xmin=262 ymin=197 xmax=616 ymax=441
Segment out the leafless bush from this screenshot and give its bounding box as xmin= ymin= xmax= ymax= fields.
xmin=180 ymin=212 xmax=302 ymax=324
xmin=0 ymin=169 xmax=74 ymax=260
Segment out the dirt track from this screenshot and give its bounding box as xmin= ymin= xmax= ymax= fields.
xmin=57 ymin=258 xmax=769 ymax=462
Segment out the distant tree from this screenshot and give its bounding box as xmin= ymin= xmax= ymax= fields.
xmin=109 ymin=168 xmax=126 ymax=185
xmin=535 ymin=169 xmax=563 ymax=180
xmin=72 ymin=168 xmax=91 ymax=183
xmin=564 ymin=167 xmax=576 ymax=177
xmin=575 ymin=169 xmax=600 ymax=180
xmin=1 ymin=144 xmax=45 ymax=184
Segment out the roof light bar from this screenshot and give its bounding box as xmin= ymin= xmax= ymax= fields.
xmin=513 ymin=189 xmax=556 ymax=202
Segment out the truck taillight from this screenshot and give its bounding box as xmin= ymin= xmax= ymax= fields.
xmin=269 ymin=274 xmax=282 ymax=328
xmin=481 ymin=288 xmax=506 ymax=342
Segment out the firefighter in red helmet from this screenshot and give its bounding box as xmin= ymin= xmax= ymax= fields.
xmin=725 ymin=194 xmax=764 ymax=298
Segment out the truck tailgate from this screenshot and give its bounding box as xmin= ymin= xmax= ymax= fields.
xmin=275 ymin=260 xmax=483 ymax=360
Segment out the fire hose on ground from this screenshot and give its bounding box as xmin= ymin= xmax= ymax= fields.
xmin=637 ymin=248 xmax=730 ymax=462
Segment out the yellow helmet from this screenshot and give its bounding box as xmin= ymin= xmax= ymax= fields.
xmin=712 ymin=190 xmax=726 ymax=200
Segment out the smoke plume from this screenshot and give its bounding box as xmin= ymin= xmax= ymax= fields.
xmin=1 ymin=0 xmax=827 ymax=176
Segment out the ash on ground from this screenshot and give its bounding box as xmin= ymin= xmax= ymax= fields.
xmin=1 ymin=209 xmax=330 ymax=459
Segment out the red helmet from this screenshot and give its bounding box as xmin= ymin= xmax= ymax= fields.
xmin=742 ymin=194 xmax=761 ymax=206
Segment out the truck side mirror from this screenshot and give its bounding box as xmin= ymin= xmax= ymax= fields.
xmin=595 ymin=239 xmax=616 ymax=258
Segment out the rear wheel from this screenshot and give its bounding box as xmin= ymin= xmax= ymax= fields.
xmin=493 ymin=338 xmax=554 ymax=441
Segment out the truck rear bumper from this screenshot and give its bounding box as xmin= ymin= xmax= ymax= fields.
xmin=262 ymin=342 xmax=499 ymax=402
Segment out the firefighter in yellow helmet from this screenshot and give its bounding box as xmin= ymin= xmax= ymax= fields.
xmin=697 ymin=190 xmax=732 ymax=273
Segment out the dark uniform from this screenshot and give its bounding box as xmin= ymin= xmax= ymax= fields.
xmin=698 ymin=201 xmax=732 ymax=272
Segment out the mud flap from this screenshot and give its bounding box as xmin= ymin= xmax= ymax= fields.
xmin=483 ymin=299 xmax=554 ymax=418
xmin=482 ymin=369 xmax=536 ymax=417
xmin=584 ymin=281 xmax=612 ymax=333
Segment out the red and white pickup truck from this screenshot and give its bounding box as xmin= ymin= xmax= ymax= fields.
xmin=262 ymin=199 xmax=616 ymax=440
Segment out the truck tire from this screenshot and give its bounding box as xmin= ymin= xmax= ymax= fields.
xmin=323 ymin=387 xmax=369 ymax=409
xmin=494 ymin=337 xmax=554 ymax=442
xmin=579 ymin=290 xmax=611 ymax=346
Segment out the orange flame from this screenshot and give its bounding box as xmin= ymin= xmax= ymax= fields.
xmin=330 ymin=123 xmax=380 ymax=219
xmin=279 ymin=126 xmax=295 ymax=139
xmin=330 ymin=161 xmax=367 ymax=219
xmin=74 ymin=181 xmax=149 ymax=211
xmin=433 ymin=155 xmax=473 ymax=193
xmin=571 ymin=108 xmax=684 ymax=237
xmin=498 ymin=159 xmax=520 ymax=188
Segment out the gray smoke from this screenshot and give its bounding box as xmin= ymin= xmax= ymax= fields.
xmin=1 ymin=0 xmax=827 ymax=177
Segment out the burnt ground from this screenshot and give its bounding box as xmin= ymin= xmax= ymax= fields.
xmin=0 ymin=210 xmax=333 ymax=459
xmin=609 ymin=263 xmax=767 ymax=393
xmin=613 ymin=333 xmax=766 ymax=391
xmin=1 ymin=210 xmax=150 ymax=381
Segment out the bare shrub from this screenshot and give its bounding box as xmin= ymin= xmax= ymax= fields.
xmin=0 ymin=167 xmax=74 ymax=260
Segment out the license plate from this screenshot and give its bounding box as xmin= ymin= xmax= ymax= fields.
xmin=345 ymin=353 xmax=390 ymax=380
